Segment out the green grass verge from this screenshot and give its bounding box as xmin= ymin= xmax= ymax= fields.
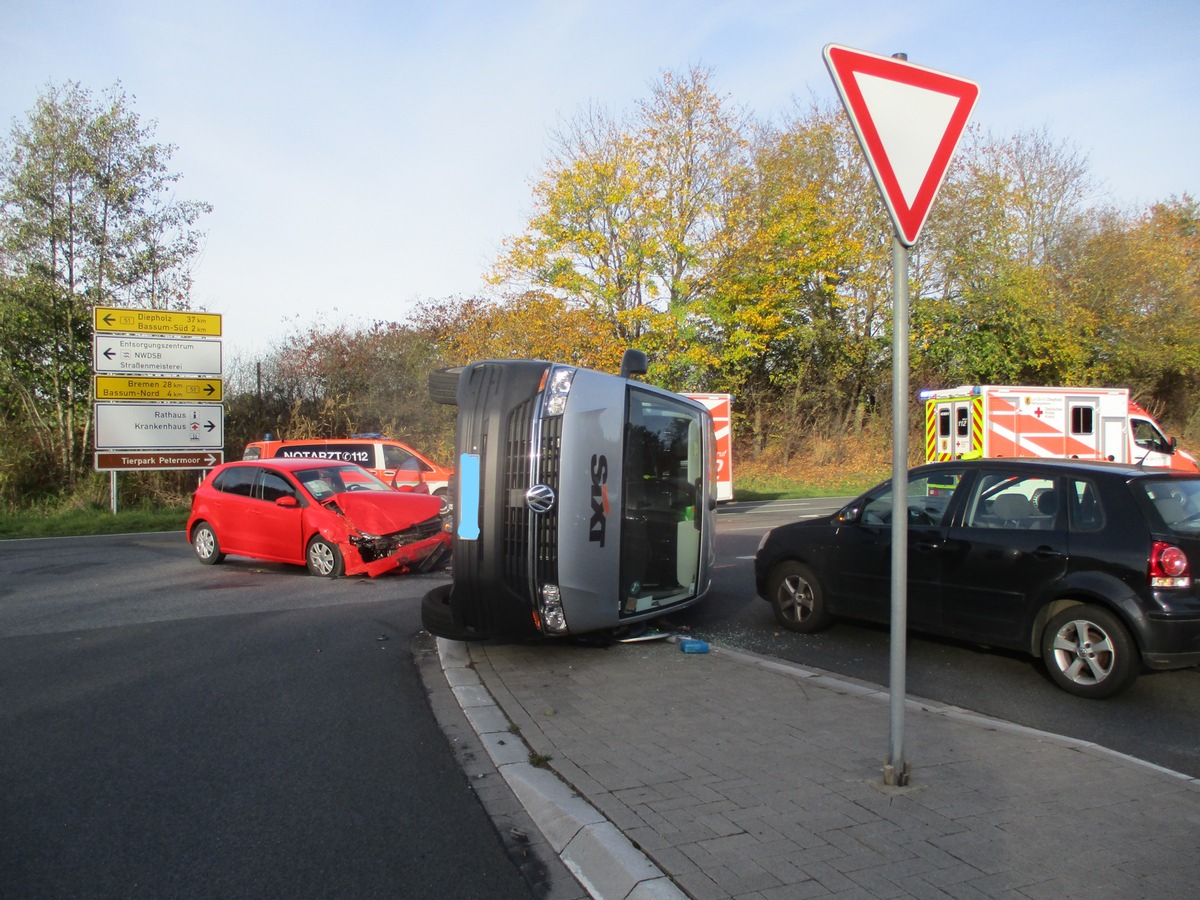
xmin=733 ymin=473 xmax=882 ymax=502
xmin=0 ymin=506 xmax=190 ymax=539
xmin=0 ymin=476 xmax=881 ymax=539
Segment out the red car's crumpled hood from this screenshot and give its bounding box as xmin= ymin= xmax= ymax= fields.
xmin=332 ymin=491 xmax=442 ymax=534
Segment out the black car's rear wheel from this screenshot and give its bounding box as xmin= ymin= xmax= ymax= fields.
xmin=1041 ymin=604 xmax=1139 ymax=698
xmin=767 ymin=561 xmax=831 ymax=633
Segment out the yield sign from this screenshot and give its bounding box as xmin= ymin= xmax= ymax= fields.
xmin=824 ymin=44 xmax=979 ymax=246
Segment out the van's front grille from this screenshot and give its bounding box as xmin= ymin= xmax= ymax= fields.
xmin=534 ymin=416 xmax=562 ymax=589
xmin=502 ymin=398 xmax=533 ymax=589
xmin=501 ymin=401 xmax=562 ymax=600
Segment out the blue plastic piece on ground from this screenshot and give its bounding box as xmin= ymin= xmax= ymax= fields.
xmin=679 ymin=638 xmax=709 ymax=654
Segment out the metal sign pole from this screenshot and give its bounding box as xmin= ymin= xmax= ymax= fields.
xmin=886 ymin=235 xmax=910 ymax=787
xmin=823 ymin=43 xmax=977 ymax=789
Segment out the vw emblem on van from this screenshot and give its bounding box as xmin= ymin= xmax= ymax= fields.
xmin=525 ymin=484 xmax=556 ymax=514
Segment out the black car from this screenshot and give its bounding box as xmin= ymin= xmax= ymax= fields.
xmin=754 ymin=459 xmax=1200 ymax=698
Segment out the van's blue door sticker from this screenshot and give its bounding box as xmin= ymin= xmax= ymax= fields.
xmin=457 ymin=453 xmax=481 ymax=540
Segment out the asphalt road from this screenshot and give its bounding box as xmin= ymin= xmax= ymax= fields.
xmin=684 ymin=497 xmax=1200 ymax=779
xmin=0 ymin=535 xmax=544 ymax=900
xmin=5 ymin=501 xmax=1200 ymax=900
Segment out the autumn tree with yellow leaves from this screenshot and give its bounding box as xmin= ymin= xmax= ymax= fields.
xmin=447 ymin=66 xmax=1200 ymax=472
xmin=219 ymin=71 xmax=1200 ymax=494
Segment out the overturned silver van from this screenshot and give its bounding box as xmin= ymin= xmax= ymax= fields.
xmin=422 ymin=351 xmax=717 ymax=641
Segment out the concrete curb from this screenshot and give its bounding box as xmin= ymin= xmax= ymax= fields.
xmin=437 ymin=637 xmax=687 ymax=900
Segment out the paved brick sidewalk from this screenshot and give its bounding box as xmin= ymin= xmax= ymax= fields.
xmin=450 ymin=637 xmax=1200 ymax=899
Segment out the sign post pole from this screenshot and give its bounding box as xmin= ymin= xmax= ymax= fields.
xmin=824 ymin=43 xmax=978 ymax=787
xmin=887 ymin=236 xmax=910 ymax=786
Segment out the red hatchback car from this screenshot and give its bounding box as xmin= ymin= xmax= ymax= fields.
xmin=187 ymin=459 xmax=451 ymax=577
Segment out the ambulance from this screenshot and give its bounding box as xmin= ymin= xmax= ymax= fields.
xmin=923 ymin=385 xmax=1198 ymax=471
xmin=683 ymin=393 xmax=733 ymax=502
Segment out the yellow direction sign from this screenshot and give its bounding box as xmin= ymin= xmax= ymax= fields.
xmin=94 ymin=375 xmax=223 ymax=402
xmin=94 ymin=306 xmax=222 ymax=337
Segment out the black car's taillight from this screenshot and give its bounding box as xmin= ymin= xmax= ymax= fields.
xmin=1150 ymin=541 xmax=1191 ymax=589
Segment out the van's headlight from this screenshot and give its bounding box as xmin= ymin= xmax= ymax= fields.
xmin=541 ymin=367 xmax=575 ymax=417
xmin=538 ymin=584 xmax=569 ymax=633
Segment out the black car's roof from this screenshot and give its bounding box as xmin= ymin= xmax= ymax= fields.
xmin=914 ymin=458 xmax=1197 ymax=480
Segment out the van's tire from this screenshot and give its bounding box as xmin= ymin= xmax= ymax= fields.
xmin=428 ymin=367 xmax=464 ymax=405
xmin=421 ymin=584 xmax=474 ymax=640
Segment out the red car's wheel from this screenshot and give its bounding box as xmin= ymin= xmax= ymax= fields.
xmin=306 ymin=536 xmax=344 ymax=577
xmin=192 ymin=523 xmax=224 ymax=565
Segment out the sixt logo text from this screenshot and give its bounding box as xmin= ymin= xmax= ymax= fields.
xmin=589 ymin=454 xmax=610 ymax=546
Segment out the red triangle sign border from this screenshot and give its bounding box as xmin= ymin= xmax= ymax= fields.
xmin=824 ymin=43 xmax=980 ymax=246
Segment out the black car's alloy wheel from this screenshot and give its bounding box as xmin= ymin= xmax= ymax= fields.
xmin=768 ymin=561 xmax=831 ymax=633
xmin=1041 ymin=604 xmax=1138 ymax=699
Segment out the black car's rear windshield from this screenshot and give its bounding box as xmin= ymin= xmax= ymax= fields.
xmin=1135 ymin=478 xmax=1200 ymax=535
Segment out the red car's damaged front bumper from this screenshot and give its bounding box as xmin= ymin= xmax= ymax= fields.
xmin=342 ymin=529 xmax=452 ymax=578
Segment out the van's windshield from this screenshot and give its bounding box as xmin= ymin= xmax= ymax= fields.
xmin=620 ymin=389 xmax=708 ymax=616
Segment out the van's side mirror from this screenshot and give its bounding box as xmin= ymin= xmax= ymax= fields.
xmin=619 ymin=350 xmax=648 ymax=379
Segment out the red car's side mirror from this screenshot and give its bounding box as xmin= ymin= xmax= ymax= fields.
xmin=276 ymin=496 xmax=299 ymax=508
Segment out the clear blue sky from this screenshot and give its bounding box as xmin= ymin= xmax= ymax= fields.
xmin=3 ymin=0 xmax=1198 ymax=359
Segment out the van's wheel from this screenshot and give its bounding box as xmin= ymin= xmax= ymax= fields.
xmin=428 ymin=367 xmax=463 ymax=405
xmin=306 ymin=536 xmax=344 ymax=577
xmin=1041 ymin=604 xmax=1139 ymax=698
xmin=421 ymin=584 xmax=473 ymax=640
xmin=767 ymin=561 xmax=831 ymax=633
xmin=192 ymin=522 xmax=224 ymax=565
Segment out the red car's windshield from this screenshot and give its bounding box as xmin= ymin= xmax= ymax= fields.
xmin=294 ymin=464 xmax=392 ymax=499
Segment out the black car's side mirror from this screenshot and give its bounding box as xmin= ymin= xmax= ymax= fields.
xmin=836 ymin=505 xmax=862 ymax=525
